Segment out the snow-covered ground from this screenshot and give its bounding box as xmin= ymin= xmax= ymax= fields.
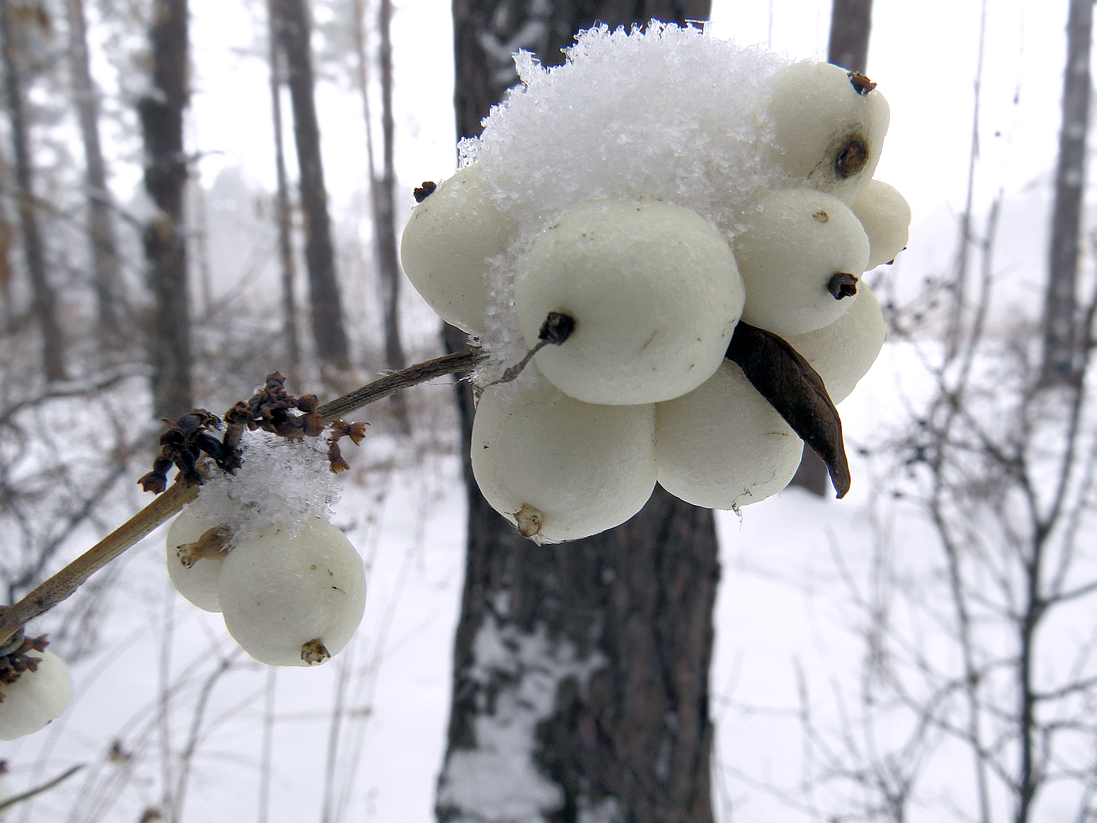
xmin=0 ymin=341 xmax=946 ymax=823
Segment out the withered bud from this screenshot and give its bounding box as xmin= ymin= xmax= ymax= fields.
xmin=297 ymin=394 xmax=319 ymax=413
xmin=413 ymin=180 xmax=437 ymax=203
xmin=328 ymin=441 xmax=351 ymax=473
xmin=538 ymin=311 xmax=576 ymax=346
xmin=301 ymin=639 xmax=331 ymax=666
xmin=827 ymin=272 xmax=859 ymax=300
xmin=302 ymin=412 xmax=325 ymax=438
xmin=848 ymin=71 xmax=877 ymax=96
xmin=175 ymin=525 xmax=232 ymax=568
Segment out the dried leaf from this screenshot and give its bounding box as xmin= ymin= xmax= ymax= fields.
xmin=725 ymin=322 xmax=851 ymax=498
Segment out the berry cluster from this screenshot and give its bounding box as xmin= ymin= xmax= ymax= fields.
xmin=401 ymin=29 xmax=909 ymax=543
xmin=156 ymin=376 xmax=368 ymax=667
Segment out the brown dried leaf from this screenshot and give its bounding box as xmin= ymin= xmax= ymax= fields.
xmin=725 ymin=322 xmax=851 ymax=498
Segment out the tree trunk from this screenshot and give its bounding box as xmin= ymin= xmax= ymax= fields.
xmin=267 ymin=0 xmax=301 ymax=385
xmin=353 ymin=0 xmax=410 ymax=431
xmin=272 ymin=0 xmax=351 ymax=372
xmin=66 ymin=0 xmax=123 ymax=349
xmin=0 ymin=0 xmax=66 ymax=381
xmin=438 ymin=5 xmax=717 ymax=822
xmin=138 ymin=0 xmax=192 ymax=420
xmin=372 ymin=0 xmax=410 ymax=430
xmin=1041 ymin=0 xmax=1091 ymax=384
xmin=788 ymin=0 xmax=874 ymax=497
xmin=826 ymin=0 xmax=872 ymax=73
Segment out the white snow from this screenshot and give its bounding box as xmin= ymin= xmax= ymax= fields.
xmin=458 ymin=23 xmax=790 ymax=376
xmin=437 ymin=614 xmax=606 ymax=821
xmin=190 ymin=429 xmax=340 ymax=542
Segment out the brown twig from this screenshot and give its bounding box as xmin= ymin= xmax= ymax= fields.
xmin=0 ymin=348 xmax=482 ymax=647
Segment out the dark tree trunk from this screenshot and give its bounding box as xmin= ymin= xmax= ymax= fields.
xmin=0 ymin=0 xmax=66 ymax=381
xmin=372 ymin=0 xmax=410 ymax=431
xmin=267 ymin=0 xmax=301 ymax=385
xmin=66 ymin=0 xmax=123 ymax=349
xmin=789 ymin=0 xmax=874 ymax=497
xmin=138 ymin=0 xmax=192 ymax=420
xmin=826 ymin=0 xmax=872 ymax=73
xmin=272 ymin=0 xmax=351 ymax=372
xmin=1042 ymin=0 xmax=1091 ymax=384
xmin=354 ymin=0 xmax=410 ymax=430
xmin=438 ymin=5 xmax=717 ymax=822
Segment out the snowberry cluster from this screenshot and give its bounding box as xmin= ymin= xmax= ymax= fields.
xmin=401 ymin=25 xmax=910 ymax=543
xmin=158 ymin=377 xmax=368 ymax=667
xmin=0 ymin=633 xmax=71 ymax=741
xmin=166 ymin=508 xmax=366 ymax=666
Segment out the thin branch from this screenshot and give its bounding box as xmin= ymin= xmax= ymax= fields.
xmin=0 ymin=764 xmax=85 ymax=812
xmin=0 ymin=348 xmax=482 ymax=646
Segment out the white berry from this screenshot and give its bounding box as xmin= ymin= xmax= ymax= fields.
xmin=515 ymin=199 xmax=744 ymax=405
xmin=735 ymin=188 xmax=869 ymax=336
xmin=471 ymin=371 xmax=657 ymax=543
xmin=768 ymin=61 xmax=890 ymax=204
xmin=399 ymin=163 xmax=518 ymax=335
xmin=0 ymin=650 xmax=72 ymax=741
xmin=165 ymin=506 xmax=230 ymax=613
xmin=655 ymin=361 xmax=803 ymax=510
xmin=783 ymin=283 xmax=886 ymax=404
xmin=851 ymin=179 xmax=911 ymax=269
xmin=218 ymin=519 xmax=366 ymax=667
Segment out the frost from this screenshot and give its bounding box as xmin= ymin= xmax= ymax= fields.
xmin=457 ymin=22 xmax=789 ymax=377
xmin=437 ymin=615 xmax=606 ymax=821
xmin=191 ymin=429 xmax=339 ymax=542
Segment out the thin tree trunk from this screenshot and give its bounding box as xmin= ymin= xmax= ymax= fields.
xmin=138 ymin=0 xmax=192 ymax=420
xmin=826 ymin=0 xmax=872 ymax=73
xmin=372 ymin=0 xmax=410 ymax=431
xmin=66 ymin=0 xmax=123 ymax=349
xmin=1041 ymin=0 xmax=1092 ymax=384
xmin=352 ymin=0 xmax=410 ymax=431
xmin=272 ymin=0 xmax=351 ymax=372
xmin=439 ymin=4 xmax=716 ymax=821
xmin=789 ymin=0 xmax=875 ymax=497
xmin=0 ymin=0 xmax=66 ymax=381
xmin=267 ymin=0 xmax=301 ymax=385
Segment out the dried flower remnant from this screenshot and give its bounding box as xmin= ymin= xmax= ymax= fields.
xmin=138 ymin=409 xmax=237 ymax=493
xmin=139 ymin=373 xmax=357 ymax=493
xmin=413 ymin=180 xmax=437 ymax=203
xmin=827 ymin=272 xmax=859 ymax=299
xmin=0 ymin=630 xmax=50 ymax=697
xmin=848 ymin=71 xmax=877 ymax=95
xmin=326 ymin=419 xmax=368 ymax=474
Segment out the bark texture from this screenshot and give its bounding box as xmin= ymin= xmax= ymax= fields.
xmin=138 ymin=0 xmax=191 ymax=420
xmin=267 ymin=0 xmax=301 ymax=384
xmin=439 ymin=5 xmax=717 ymax=822
xmin=364 ymin=0 xmax=410 ymax=430
xmin=1042 ymin=0 xmax=1092 ymax=383
xmin=273 ymin=0 xmax=351 ymax=371
xmin=0 ymin=0 xmax=66 ymax=381
xmin=66 ymin=0 xmax=122 ymax=348
xmin=825 ymin=0 xmax=872 ymax=73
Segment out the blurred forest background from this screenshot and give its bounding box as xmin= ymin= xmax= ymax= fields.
xmin=1 ymin=0 xmax=1097 ymax=821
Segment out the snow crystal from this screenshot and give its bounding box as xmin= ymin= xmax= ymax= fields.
xmin=437 ymin=615 xmax=606 ymax=821
xmin=457 ymin=22 xmax=790 ymax=377
xmin=191 ymin=429 xmax=339 ymax=542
